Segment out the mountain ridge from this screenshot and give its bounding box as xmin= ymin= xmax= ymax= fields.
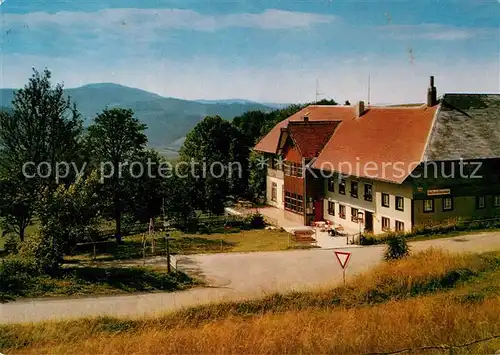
xmin=0 ymin=83 xmax=275 ymax=150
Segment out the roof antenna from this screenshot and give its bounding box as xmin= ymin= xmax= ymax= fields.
xmin=315 ymin=79 xmax=323 ymax=103
xmin=367 ymin=74 xmax=371 ymax=106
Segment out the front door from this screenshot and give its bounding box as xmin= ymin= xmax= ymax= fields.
xmin=314 ymin=199 xmax=323 ymax=221
xmin=365 ymin=211 xmax=374 ymax=233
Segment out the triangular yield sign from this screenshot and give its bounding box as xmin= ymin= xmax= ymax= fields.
xmin=334 ymin=251 xmax=351 ymax=269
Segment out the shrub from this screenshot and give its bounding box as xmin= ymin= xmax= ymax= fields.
xmin=4 ymin=235 xmax=19 ymax=254
xmin=246 ymin=213 xmax=266 ymax=229
xmin=0 ymin=258 xmax=38 ymax=299
xmin=384 ymin=235 xmax=410 ymax=261
xmin=359 ymin=234 xmax=382 ymax=245
xmin=18 ymin=233 xmax=62 ymax=275
xmin=197 ymin=222 xmax=212 ymax=234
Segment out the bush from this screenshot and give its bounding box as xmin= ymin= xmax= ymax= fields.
xmin=18 ymin=233 xmax=62 ymax=275
xmin=4 ymin=236 xmax=19 ymax=254
xmin=0 ymin=258 xmax=38 ymax=300
xmin=384 ymin=235 xmax=410 ymax=261
xmin=359 ymin=234 xmax=382 ymax=245
xmin=246 ymin=213 xmax=266 ymax=229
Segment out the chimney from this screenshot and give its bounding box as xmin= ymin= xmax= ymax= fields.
xmin=427 ymin=76 xmax=437 ymax=107
xmin=356 ymin=101 xmax=365 ymax=118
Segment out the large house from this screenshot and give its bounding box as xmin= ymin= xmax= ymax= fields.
xmin=254 ymin=77 xmax=500 ymax=234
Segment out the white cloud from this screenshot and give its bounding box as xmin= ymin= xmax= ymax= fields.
xmin=378 ymin=24 xmax=490 ymax=41
xmin=2 ymin=8 xmax=336 ymax=35
xmin=1 ymin=53 xmax=498 ymax=104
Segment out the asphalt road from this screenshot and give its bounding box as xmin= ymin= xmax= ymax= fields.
xmin=2 ymin=231 xmax=500 ymax=324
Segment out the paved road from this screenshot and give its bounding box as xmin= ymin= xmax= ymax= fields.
xmin=2 ymin=231 xmax=500 ymax=324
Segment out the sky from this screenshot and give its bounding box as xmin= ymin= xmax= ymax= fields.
xmin=0 ymin=0 xmax=499 ymax=104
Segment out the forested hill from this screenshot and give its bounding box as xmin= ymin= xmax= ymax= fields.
xmin=0 ymin=83 xmax=274 ymax=150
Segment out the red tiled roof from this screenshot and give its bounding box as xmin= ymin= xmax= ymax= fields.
xmin=287 ymin=121 xmax=340 ymax=159
xmin=312 ymin=106 xmax=438 ymax=183
xmin=254 ymin=104 xmax=439 ymax=184
xmin=254 ymin=105 xmax=354 ymax=153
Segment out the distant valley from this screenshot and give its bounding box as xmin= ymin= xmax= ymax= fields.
xmin=0 ymin=83 xmax=278 ymax=154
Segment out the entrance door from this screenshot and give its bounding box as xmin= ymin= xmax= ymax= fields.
xmin=314 ymin=199 xmax=324 ymax=221
xmin=364 ymin=211 xmax=374 ymax=232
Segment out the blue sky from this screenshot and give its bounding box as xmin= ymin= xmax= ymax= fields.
xmin=0 ymin=0 xmax=498 ymax=103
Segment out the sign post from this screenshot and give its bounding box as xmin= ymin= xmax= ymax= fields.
xmin=334 ymin=251 xmax=352 ymax=285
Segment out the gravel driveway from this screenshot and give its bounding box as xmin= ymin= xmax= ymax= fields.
xmin=2 ymin=231 xmax=500 ymax=324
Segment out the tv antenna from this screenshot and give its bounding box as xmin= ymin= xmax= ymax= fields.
xmin=315 ymin=79 xmax=324 ymax=103
xmin=408 ymin=47 xmax=415 ymax=64
xmin=367 ymin=74 xmax=371 ymax=106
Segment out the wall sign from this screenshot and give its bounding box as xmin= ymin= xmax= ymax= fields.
xmin=427 ymin=188 xmax=451 ymax=196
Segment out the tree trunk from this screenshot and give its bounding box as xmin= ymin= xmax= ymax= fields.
xmin=114 ymin=203 xmax=122 ymax=244
xmin=19 ymin=225 xmax=25 ymax=242
xmin=113 ymin=161 xmax=122 ymax=244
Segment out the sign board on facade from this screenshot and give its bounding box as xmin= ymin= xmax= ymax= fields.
xmin=427 ymin=188 xmax=451 ymax=196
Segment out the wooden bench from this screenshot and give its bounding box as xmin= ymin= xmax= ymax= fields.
xmin=292 ymin=229 xmax=317 ymax=243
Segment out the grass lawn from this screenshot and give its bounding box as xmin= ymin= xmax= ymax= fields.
xmin=2 ymin=249 xmax=500 ymax=354
xmin=0 ymin=264 xmax=195 ymax=302
xmin=66 ymin=229 xmax=310 ymax=263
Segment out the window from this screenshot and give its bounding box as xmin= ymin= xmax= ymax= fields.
xmin=283 ymin=162 xmax=303 ymax=178
xmin=381 ymin=193 xmax=390 ymax=207
xmin=395 ymin=220 xmax=405 ymax=232
xmin=395 ymin=196 xmax=404 ymax=211
xmin=442 ymin=197 xmax=453 ymax=211
xmin=271 ymin=182 xmax=277 ymax=202
xmin=364 ymin=184 xmax=373 ymax=202
xmin=285 ymin=192 xmax=304 ymax=213
xmin=328 ymin=201 xmax=335 ymax=216
xmin=351 ymin=207 xmax=359 ymax=222
xmin=339 ymin=204 xmax=346 ymax=219
xmin=423 ymin=199 xmax=434 ymax=213
xmin=339 ymin=179 xmax=346 ymax=195
xmin=382 ymin=217 xmax=390 ymax=232
xmin=327 ymin=178 xmax=335 ymax=192
xmin=350 ymin=181 xmax=359 ymax=198
xmin=476 ymin=196 xmax=485 ymax=209
xmin=494 ymin=195 xmax=500 ymax=207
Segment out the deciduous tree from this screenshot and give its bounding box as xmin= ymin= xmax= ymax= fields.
xmin=0 ymin=69 xmax=83 ymax=241
xmin=87 ymin=108 xmax=147 ymax=242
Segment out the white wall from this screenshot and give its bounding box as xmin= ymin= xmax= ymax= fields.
xmin=266 ymin=175 xmax=284 ymax=209
xmin=323 ymin=176 xmax=413 ymax=234
xmin=373 ymin=180 xmax=413 ymax=234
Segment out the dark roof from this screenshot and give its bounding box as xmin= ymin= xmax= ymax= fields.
xmin=424 ymin=94 xmax=500 ymax=161
xmin=287 ymin=121 xmax=340 ymax=159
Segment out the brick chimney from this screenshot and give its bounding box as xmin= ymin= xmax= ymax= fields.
xmin=427 ymin=76 xmax=437 ymax=107
xmin=356 ymin=101 xmax=365 ymax=118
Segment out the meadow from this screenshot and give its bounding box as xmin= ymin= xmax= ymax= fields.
xmin=2 ymin=248 xmax=499 ymax=354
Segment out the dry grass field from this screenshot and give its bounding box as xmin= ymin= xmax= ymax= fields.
xmin=2 ymin=249 xmax=499 ymax=354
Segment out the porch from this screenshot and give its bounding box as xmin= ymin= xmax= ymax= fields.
xmin=256 ymin=206 xmax=360 ymax=249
